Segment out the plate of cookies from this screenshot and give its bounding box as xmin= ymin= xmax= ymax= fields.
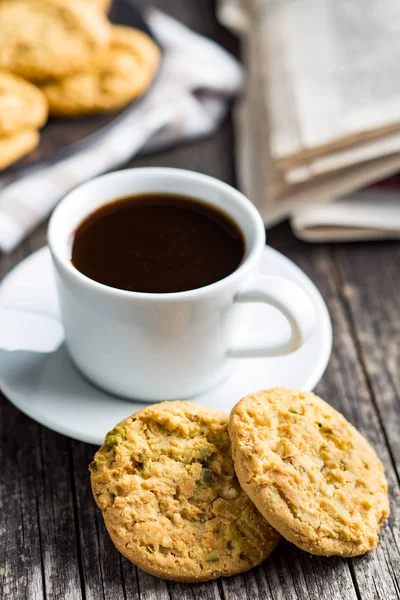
xmin=0 ymin=0 xmax=161 ymax=172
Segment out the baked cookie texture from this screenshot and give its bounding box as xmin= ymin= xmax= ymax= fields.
xmin=0 ymin=0 xmax=110 ymax=82
xmin=229 ymin=388 xmax=389 ymax=557
xmin=41 ymin=25 xmax=160 ymax=117
xmin=89 ymin=0 xmax=112 ymax=12
xmin=99 ymin=0 xmax=112 ymax=12
xmin=0 ymin=129 xmax=39 ymax=170
xmin=0 ymin=70 xmax=48 ymax=136
xmin=90 ymin=401 xmax=280 ymax=582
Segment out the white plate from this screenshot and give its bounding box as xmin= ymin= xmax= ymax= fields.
xmin=0 ymin=246 xmax=332 ymax=445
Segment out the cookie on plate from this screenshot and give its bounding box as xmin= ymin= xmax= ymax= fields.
xmin=0 ymin=129 xmax=39 ymax=170
xmin=0 ymin=0 xmax=110 ymax=82
xmin=41 ymin=25 xmax=160 ymax=117
xmin=229 ymin=388 xmax=389 ymax=557
xmin=0 ymin=70 xmax=48 ymax=136
xmin=90 ymin=401 xmax=280 ymax=582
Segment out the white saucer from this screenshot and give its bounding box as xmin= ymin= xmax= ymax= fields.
xmin=0 ymin=246 xmax=332 ymax=445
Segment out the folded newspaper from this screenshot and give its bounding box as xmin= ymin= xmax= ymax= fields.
xmin=218 ymin=0 xmax=400 ymax=239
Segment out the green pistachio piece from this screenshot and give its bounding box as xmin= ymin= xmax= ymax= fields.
xmin=104 ymin=426 xmax=126 ymax=448
xmin=206 ymin=553 xmax=220 ymax=563
xmin=198 ymin=469 xmax=217 ymax=486
xmin=197 ymin=447 xmax=213 ymax=466
xmin=230 ymin=525 xmax=244 ymax=545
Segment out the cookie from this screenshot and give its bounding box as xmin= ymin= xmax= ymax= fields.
xmin=0 ymin=129 xmax=39 ymax=171
xmin=229 ymin=388 xmax=389 ymax=557
xmin=41 ymin=25 xmax=160 ymax=117
xmin=0 ymin=70 xmax=48 ymax=136
xmin=90 ymin=401 xmax=280 ymax=582
xmin=0 ymin=0 xmax=110 ymax=82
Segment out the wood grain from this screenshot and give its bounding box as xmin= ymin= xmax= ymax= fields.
xmin=268 ymin=225 xmax=400 ymax=600
xmin=0 ymin=1 xmax=399 ymax=599
xmin=335 ymin=242 xmax=400 ymax=478
xmin=0 ymin=403 xmax=44 ymax=599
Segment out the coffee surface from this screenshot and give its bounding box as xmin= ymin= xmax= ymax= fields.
xmin=71 ymin=193 xmax=245 ymax=293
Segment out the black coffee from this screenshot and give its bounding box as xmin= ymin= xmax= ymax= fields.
xmin=71 ymin=193 xmax=245 ymax=293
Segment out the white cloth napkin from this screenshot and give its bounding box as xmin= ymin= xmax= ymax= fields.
xmin=0 ymin=9 xmax=242 ymax=253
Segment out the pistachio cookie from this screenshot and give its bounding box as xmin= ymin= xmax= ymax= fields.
xmin=90 ymin=401 xmax=280 ymax=582
xmin=0 ymin=0 xmax=109 ymax=82
xmin=0 ymin=129 xmax=39 ymax=170
xmin=0 ymin=71 xmax=48 ymax=136
xmin=42 ymin=25 xmax=160 ymax=117
xmin=229 ymin=388 xmax=389 ymax=557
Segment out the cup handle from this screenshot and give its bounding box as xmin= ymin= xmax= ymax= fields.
xmin=227 ymin=276 xmax=317 ymax=358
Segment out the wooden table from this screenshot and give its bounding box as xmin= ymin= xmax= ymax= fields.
xmin=1 ymin=2 xmax=399 ymax=598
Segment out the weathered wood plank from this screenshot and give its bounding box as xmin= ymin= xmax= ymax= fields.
xmin=332 ymin=243 xmax=400 ymax=600
xmin=168 ymin=579 xmax=221 ymax=600
xmin=268 ymin=224 xmax=400 ymax=600
xmin=70 ymin=441 xmax=128 ymax=600
xmin=136 ymin=570 xmax=170 ymax=600
xmin=0 ymin=400 xmax=85 ymax=600
xmin=221 ymin=574 xmax=253 ymax=600
xmin=37 ymin=428 xmax=84 ymax=600
xmin=221 ymin=521 xmax=357 ymax=600
xmin=263 ymin=544 xmax=356 ymax=600
xmin=120 ymin=559 xmax=140 ymax=600
xmin=0 ymin=401 xmax=44 ymax=600
xmin=334 ymin=241 xmax=400 ymax=479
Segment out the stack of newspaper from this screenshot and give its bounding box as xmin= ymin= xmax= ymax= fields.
xmin=218 ymin=0 xmax=400 ymax=239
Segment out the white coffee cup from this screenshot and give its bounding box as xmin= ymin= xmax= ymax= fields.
xmin=48 ymin=167 xmax=316 ymax=401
